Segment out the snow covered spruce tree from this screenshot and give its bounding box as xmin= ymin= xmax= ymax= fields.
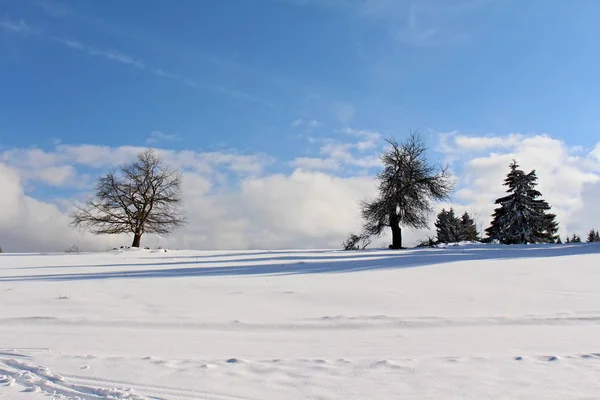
xmin=435 ymin=208 xmax=461 ymax=243
xmin=435 ymin=209 xmax=479 ymax=243
xmin=570 ymin=233 xmax=582 ymax=243
xmin=361 ymin=132 xmax=453 ymax=249
xmin=586 ymin=229 xmax=600 ymax=243
xmin=70 ymin=149 xmax=186 ymax=248
xmin=460 ymin=211 xmax=480 ymax=242
xmin=485 ymin=160 xmax=558 ymax=244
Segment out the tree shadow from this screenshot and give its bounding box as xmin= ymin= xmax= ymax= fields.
xmin=1 ymin=243 xmax=598 ymax=283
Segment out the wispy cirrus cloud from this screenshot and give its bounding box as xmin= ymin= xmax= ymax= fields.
xmin=291 ymin=119 xmax=320 ymax=128
xmin=3 ymin=15 xmax=273 ymax=107
xmin=146 ymin=131 xmax=182 ymax=145
xmin=52 ymin=37 xmax=146 ymax=68
xmin=268 ymin=0 xmax=500 ymax=47
xmin=35 ymin=0 xmax=74 ymax=18
xmin=51 ymin=35 xmax=274 ymax=106
xmin=0 ymin=15 xmax=34 ymax=33
xmin=290 ymin=157 xmax=340 ymax=171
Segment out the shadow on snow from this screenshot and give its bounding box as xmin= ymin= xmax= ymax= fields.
xmin=1 ymin=243 xmax=598 ymax=282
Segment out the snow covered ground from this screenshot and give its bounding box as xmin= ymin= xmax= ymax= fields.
xmin=1 ymin=243 xmax=600 ymax=399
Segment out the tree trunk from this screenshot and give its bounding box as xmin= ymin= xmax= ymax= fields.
xmin=389 ymin=213 xmax=402 ymax=249
xmin=132 ymin=233 xmax=142 ymax=248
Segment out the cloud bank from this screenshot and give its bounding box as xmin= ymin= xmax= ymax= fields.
xmin=1 ymin=132 xmax=599 ymax=252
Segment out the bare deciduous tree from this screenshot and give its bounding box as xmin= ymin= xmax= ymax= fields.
xmin=361 ymin=132 xmax=453 ymax=249
xmin=70 ymin=149 xmax=186 ymax=248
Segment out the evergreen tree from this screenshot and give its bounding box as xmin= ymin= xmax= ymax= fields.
xmin=587 ymin=229 xmax=597 ymax=243
xmin=556 ymin=237 xmax=563 ymax=244
xmin=485 ymin=160 xmax=559 ymax=244
xmin=435 ymin=208 xmax=461 ymax=243
xmin=596 ymin=231 xmax=600 ymax=242
xmin=571 ymin=233 xmax=582 ymax=243
xmin=565 ymin=237 xmax=570 ymax=243
xmin=459 ymin=211 xmax=480 ymax=242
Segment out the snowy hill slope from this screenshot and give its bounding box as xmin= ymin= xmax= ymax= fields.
xmin=1 ymin=243 xmax=600 ymax=399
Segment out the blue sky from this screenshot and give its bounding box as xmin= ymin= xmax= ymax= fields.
xmin=1 ymin=0 xmax=600 ymax=251
xmin=3 ymin=0 xmax=600 ymax=154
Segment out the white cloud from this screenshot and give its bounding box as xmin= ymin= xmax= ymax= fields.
xmin=592 ymin=143 xmax=600 ymax=162
xmin=0 ymin=162 xmax=124 ymax=252
xmin=309 ymin=128 xmax=382 ymax=169
xmin=341 ymin=127 xmax=381 ymax=150
xmin=293 ymin=127 xmax=382 ymax=172
xmin=453 ymin=133 xmax=526 ymax=151
xmin=290 ymin=157 xmax=340 ymax=171
xmin=291 ymin=119 xmax=320 ymax=129
xmin=2 ymin=132 xmax=600 ymax=252
xmin=439 ymin=131 xmax=526 ymax=155
xmin=146 ymin=131 xmax=181 ymax=145
xmin=570 ymin=181 xmax=600 ymax=235
xmin=0 ymin=149 xmax=384 ymax=252
xmin=0 ymin=145 xmax=274 ymax=191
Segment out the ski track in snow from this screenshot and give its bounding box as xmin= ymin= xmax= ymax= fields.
xmin=1 ymin=243 xmax=600 ymax=399
xmin=0 ymin=358 xmax=146 ymax=399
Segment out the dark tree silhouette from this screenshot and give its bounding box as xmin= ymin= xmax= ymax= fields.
xmin=587 ymin=229 xmax=600 ymax=243
xmin=361 ymin=132 xmax=453 ymax=249
xmin=434 ymin=209 xmax=479 ymax=243
xmin=570 ymin=233 xmax=582 ymax=243
xmin=459 ymin=211 xmax=480 ymax=242
xmin=70 ymin=149 xmax=186 ymax=248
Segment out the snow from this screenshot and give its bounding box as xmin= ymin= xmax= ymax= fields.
xmin=1 ymin=243 xmax=600 ymax=399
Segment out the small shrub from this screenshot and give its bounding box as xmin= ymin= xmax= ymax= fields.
xmin=416 ymin=236 xmax=437 ymax=248
xmin=65 ymin=244 xmax=80 ymax=254
xmin=343 ymin=233 xmax=372 ymax=250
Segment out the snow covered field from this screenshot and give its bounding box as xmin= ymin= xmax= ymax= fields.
xmin=1 ymin=243 xmax=600 ymax=399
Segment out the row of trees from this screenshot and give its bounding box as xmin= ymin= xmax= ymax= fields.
xmin=432 ymin=160 xmax=560 ymax=246
xmin=434 ymin=208 xmax=479 ymax=243
xmin=347 ymin=132 xmax=593 ymax=248
xmin=564 ymin=230 xmax=599 ymax=243
xmin=63 ymin=135 xmax=591 ymax=250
